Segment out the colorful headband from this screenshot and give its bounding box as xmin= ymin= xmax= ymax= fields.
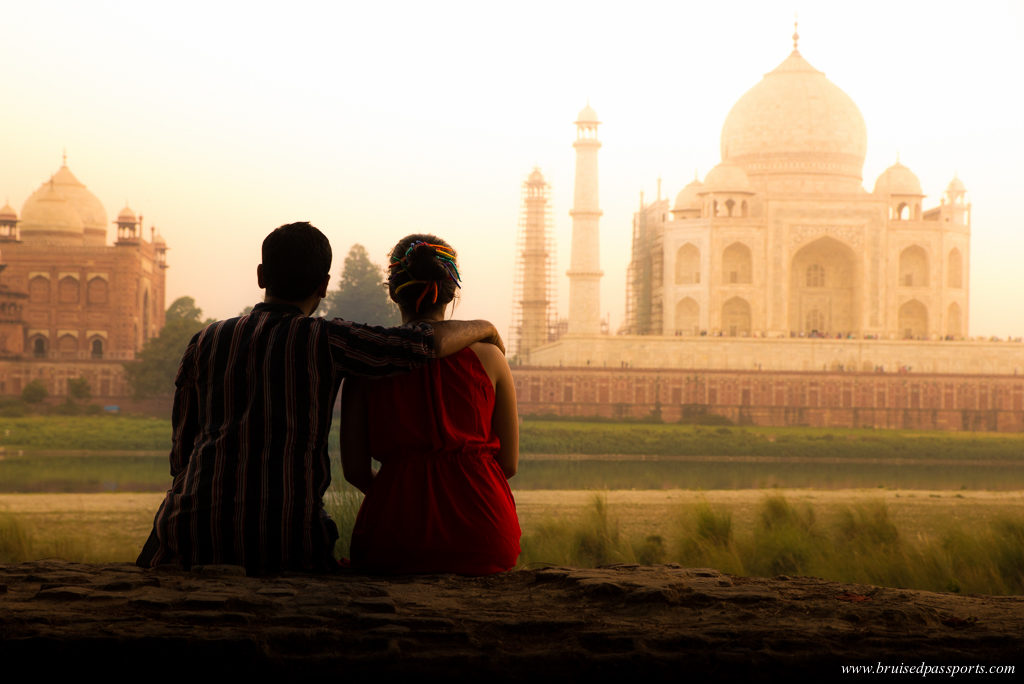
xmin=388 ymin=241 xmax=461 ymax=312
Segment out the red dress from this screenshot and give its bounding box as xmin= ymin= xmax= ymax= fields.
xmin=349 ymin=347 xmax=520 ymax=574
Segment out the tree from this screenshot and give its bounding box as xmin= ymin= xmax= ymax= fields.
xmin=166 ymin=297 xmax=204 ymax=322
xmin=67 ymin=377 xmax=91 ymax=401
xmin=124 ymin=296 xmax=212 ymax=398
xmin=21 ymin=379 xmax=48 ymax=404
xmin=322 ymin=244 xmax=400 ymax=325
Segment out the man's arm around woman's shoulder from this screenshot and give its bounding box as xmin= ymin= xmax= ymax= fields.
xmin=432 ymin=320 xmax=505 ymax=357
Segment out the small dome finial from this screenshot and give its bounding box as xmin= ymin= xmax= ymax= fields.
xmin=792 ymin=13 xmax=799 ymax=51
xmin=62 ymin=148 xmax=67 ymax=167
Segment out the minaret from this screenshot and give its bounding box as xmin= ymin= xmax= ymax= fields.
xmin=567 ymin=103 xmax=603 ymax=335
xmin=511 ymin=168 xmax=556 ymax=360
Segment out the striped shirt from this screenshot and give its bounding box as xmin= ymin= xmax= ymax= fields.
xmin=138 ymin=301 xmax=435 ymax=573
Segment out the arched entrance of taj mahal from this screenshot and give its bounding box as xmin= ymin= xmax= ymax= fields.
xmin=788 ymin=237 xmax=862 ymax=336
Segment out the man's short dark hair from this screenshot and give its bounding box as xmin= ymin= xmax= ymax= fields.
xmin=261 ymin=222 xmax=333 ymax=301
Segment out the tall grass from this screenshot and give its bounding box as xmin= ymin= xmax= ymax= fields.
xmin=0 ymin=512 xmax=31 ymax=562
xmin=0 ymin=511 xmax=102 ymax=562
xmin=3 ymin=491 xmax=1023 ymax=595
xmin=747 ymin=495 xmax=822 ymax=577
xmin=671 ymin=503 xmax=743 ymax=574
xmin=520 ymin=494 xmax=1024 ymax=595
xmin=519 ymin=494 xmax=637 ymax=567
xmin=323 ymin=481 xmax=365 ymax=559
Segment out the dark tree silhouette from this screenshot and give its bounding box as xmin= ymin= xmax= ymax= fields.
xmin=124 ymin=296 xmax=211 ymax=398
xmin=322 ymin=244 xmax=400 ymax=325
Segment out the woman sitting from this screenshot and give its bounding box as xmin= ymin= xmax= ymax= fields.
xmin=340 ymin=234 xmax=520 ymax=574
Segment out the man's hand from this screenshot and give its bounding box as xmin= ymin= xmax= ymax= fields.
xmin=431 ymin=320 xmax=505 ymax=357
xmin=477 ymin=326 xmax=505 ymax=354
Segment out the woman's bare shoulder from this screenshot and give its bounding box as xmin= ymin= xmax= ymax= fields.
xmin=469 ymin=341 xmax=504 ymax=361
xmin=468 ymin=342 xmax=509 ymax=385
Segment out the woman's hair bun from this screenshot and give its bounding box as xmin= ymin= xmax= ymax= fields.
xmin=405 ymin=243 xmax=448 ymax=281
xmin=387 ymin=233 xmax=460 ymax=313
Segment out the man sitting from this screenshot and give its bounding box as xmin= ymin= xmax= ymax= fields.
xmin=137 ymin=222 xmax=502 ymax=573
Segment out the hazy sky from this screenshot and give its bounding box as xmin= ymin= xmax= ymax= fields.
xmin=2 ymin=0 xmax=1022 ymax=338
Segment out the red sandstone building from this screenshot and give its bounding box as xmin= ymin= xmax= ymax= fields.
xmin=0 ymin=161 xmax=167 ymax=399
xmin=513 ymin=367 xmax=1024 ymax=433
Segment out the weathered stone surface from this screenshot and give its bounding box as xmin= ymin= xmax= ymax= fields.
xmin=1 ymin=561 xmax=1020 ymax=681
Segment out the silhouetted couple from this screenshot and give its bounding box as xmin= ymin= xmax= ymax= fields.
xmin=138 ymin=222 xmax=520 ymax=575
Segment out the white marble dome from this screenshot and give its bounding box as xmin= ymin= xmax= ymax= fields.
xmin=874 ymin=162 xmax=923 ymax=196
xmin=701 ymin=163 xmax=752 ymax=194
xmin=720 ymin=50 xmax=867 ymax=187
xmin=673 ymin=179 xmax=704 ymax=211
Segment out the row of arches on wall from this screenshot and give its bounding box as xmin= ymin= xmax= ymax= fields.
xmin=709 ymin=198 xmax=749 ymax=219
xmin=0 ymin=301 xmax=23 ymax=317
xmin=675 ymin=243 xmax=753 ymax=285
xmin=674 ymin=243 xmax=965 ymax=290
xmin=899 ymin=246 xmax=963 ymax=289
xmin=30 ymin=335 xmax=105 ymax=360
xmin=27 ymin=277 xmax=156 ymax=351
xmin=29 ymin=276 xmax=109 ymax=306
xmin=897 ymin=300 xmax=964 ymax=339
xmin=673 ymin=297 xmax=964 ymax=339
xmin=674 ymin=297 xmax=752 ymax=337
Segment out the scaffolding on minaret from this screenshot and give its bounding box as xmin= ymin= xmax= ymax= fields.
xmin=510 ymin=168 xmax=558 ymax=362
xmin=623 ymin=188 xmax=667 ymax=335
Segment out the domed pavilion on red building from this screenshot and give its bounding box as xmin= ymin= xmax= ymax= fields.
xmin=0 ymin=157 xmax=168 ymax=398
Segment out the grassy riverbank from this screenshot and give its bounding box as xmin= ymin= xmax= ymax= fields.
xmin=519 ymin=421 xmax=1024 ymax=460
xmin=3 ymin=415 xmax=1023 ymax=458
xmin=2 ymin=417 xmax=1022 ymax=493
xmin=516 ymin=492 xmax=1024 ymax=596
xmin=2 ymin=490 xmax=1022 ymax=596
xmin=1 ymin=416 xmax=1021 ymax=594
xmin=0 ymin=417 xmax=171 ymax=451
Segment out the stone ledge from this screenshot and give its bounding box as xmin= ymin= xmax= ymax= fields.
xmin=1 ymin=560 xmax=1020 ymax=680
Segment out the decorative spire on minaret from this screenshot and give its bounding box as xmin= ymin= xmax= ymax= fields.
xmin=792 ymin=14 xmax=800 ymax=52
xmin=62 ymin=148 xmax=67 ymax=167
xmin=567 ymin=103 xmax=603 ymax=336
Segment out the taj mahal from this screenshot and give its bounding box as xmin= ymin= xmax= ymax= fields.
xmin=508 ymin=30 xmax=1023 ymax=430
xmin=513 ymin=30 xmax=1024 ymax=378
